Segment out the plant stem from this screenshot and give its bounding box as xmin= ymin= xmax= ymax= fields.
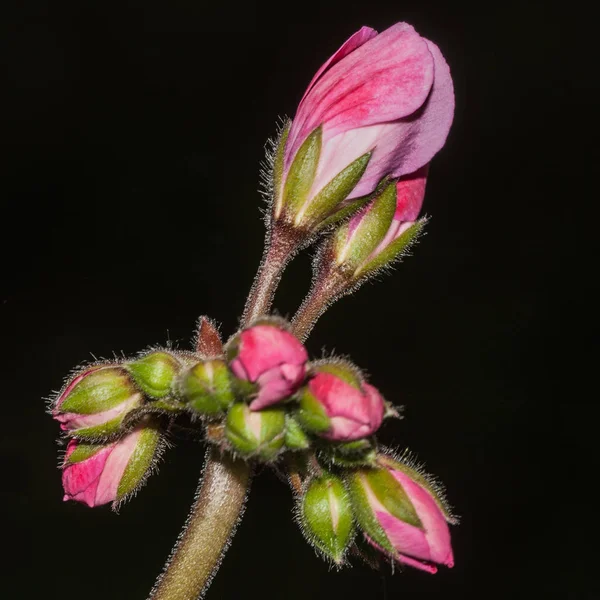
xmin=241 ymin=226 xmax=299 ymax=327
xmin=290 ymin=269 xmax=347 ymax=341
xmin=149 ymin=448 xmax=251 ymax=600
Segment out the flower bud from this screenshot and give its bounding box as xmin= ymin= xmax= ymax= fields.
xmin=299 ymin=474 xmax=354 ymax=564
xmin=226 ymin=321 xmax=308 ymax=411
xmin=330 ymin=171 xmax=427 ymax=282
xmin=225 ymin=403 xmax=285 ymax=461
xmin=346 ymin=457 xmax=455 ymax=573
xmin=297 ymin=362 xmax=385 ymax=441
xmin=53 ymin=366 xmax=143 ymax=439
xmin=126 ymin=350 xmax=182 ymax=398
xmin=179 ymin=359 xmax=235 ymax=416
xmin=269 ymin=23 xmax=454 ymax=238
xmin=62 ymin=421 xmax=162 ymax=508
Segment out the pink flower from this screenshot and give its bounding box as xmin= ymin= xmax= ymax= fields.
xmin=53 ymin=366 xmax=142 ymax=438
xmin=349 ymin=460 xmax=455 ymax=573
xmin=62 ymin=424 xmax=160 ymax=507
xmin=228 ymin=324 xmax=308 ymax=411
xmin=276 ymin=23 xmax=454 ymax=225
xmin=298 ymin=369 xmax=385 ymax=441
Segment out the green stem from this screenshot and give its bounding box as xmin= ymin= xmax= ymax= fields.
xmin=149 ymin=448 xmax=251 ymax=600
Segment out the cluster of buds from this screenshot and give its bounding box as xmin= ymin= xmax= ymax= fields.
xmin=299 ymin=453 xmax=456 ymax=572
xmin=50 ymin=20 xmax=458 ymax=588
xmin=52 ymin=350 xmax=187 ymax=507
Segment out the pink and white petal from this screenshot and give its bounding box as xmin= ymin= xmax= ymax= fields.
xmin=394 ymin=166 xmax=428 ymax=222
xmin=392 ymin=471 xmax=454 ymax=566
xmin=287 ymin=23 xmax=435 ymax=163
xmin=323 ymin=416 xmax=366 ymax=441
xmin=94 ymin=428 xmax=142 ymax=505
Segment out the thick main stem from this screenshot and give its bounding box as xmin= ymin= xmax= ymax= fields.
xmin=241 ymin=227 xmax=299 ymax=327
xmin=149 ymin=448 xmax=251 ymax=600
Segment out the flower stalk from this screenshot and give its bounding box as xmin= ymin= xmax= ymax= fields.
xmin=149 ymin=448 xmax=251 ymax=600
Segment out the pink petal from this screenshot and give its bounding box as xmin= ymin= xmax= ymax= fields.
xmin=376 ymin=509 xmax=432 ymax=561
xmin=287 ymin=23 xmax=435 ymax=166
xmin=397 ymin=554 xmax=438 ymax=574
xmin=94 ymin=428 xmax=142 ymax=505
xmin=391 ymin=471 xmax=454 ymax=566
xmin=237 ymin=326 xmax=307 ymax=383
xmin=300 ymin=26 xmax=378 ymax=104
xmin=62 ymin=444 xmax=113 ymax=507
xmin=249 ymin=364 xmax=304 ymax=410
xmin=55 ymin=393 xmax=141 ymax=431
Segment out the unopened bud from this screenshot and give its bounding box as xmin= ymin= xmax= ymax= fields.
xmin=126 ymin=351 xmax=182 ymax=398
xmin=346 ymin=457 xmax=455 ymax=573
xmin=300 ymin=474 xmax=354 ymax=565
xmin=180 ymin=360 xmax=235 ymax=416
xmin=62 ymin=420 xmax=162 ymax=509
xmin=225 ymin=403 xmax=285 ymax=460
xmin=53 ymin=366 xmax=142 ymax=439
xmin=297 ymin=361 xmax=385 ymax=441
xmin=226 ymin=320 xmax=308 ymax=410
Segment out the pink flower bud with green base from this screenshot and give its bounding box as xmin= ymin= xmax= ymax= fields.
xmin=179 ymin=359 xmax=235 ymax=416
xmin=291 ymin=169 xmax=429 ymax=341
xmin=224 ymin=403 xmax=286 ymax=461
xmin=299 ymin=474 xmax=354 ymax=565
xmin=62 ymin=420 xmax=163 ymax=509
xmin=53 ymin=366 xmax=143 ymax=440
xmin=226 ymin=320 xmax=308 ymax=411
xmin=270 ymin=23 xmax=454 ymax=238
xmin=126 ymin=350 xmax=182 ymax=399
xmin=346 ymin=454 xmax=456 ymax=573
xmin=297 ymin=361 xmax=385 ymax=441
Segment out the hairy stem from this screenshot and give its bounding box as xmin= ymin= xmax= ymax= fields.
xmin=241 ymin=226 xmax=299 ymax=327
xmin=290 ymin=269 xmax=347 ymax=341
xmin=149 ymin=448 xmax=251 ymax=600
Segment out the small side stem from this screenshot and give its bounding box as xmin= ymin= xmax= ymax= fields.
xmin=290 ymin=270 xmax=347 ymax=341
xmin=241 ymin=227 xmax=299 ymax=327
xmin=149 ymin=448 xmax=251 ymax=600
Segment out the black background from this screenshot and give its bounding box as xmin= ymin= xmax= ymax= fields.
xmin=1 ymin=1 xmax=595 ymax=598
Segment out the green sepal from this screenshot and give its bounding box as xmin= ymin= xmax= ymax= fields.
xmin=66 ymin=443 xmax=105 ymax=464
xmin=334 ymin=183 xmax=396 ymax=271
xmin=301 ymin=152 xmax=371 ymax=228
xmin=127 ymin=351 xmax=181 ymax=398
xmin=296 ymin=387 xmax=331 ymax=434
xmin=272 ymin=120 xmax=291 ymax=217
xmin=377 ymin=454 xmax=454 ymax=521
xmin=225 ymin=404 xmax=285 ymax=461
xmin=60 ymin=367 xmax=135 ymax=414
xmin=301 ymin=475 xmax=354 ymax=564
xmin=72 ymin=416 xmax=128 ymax=440
xmin=280 ymin=126 xmax=322 ymax=221
xmin=313 ymin=194 xmax=372 ymax=233
xmin=355 ymin=218 xmax=427 ymax=278
xmin=116 ymin=426 xmax=161 ymax=500
xmin=365 ymin=468 xmax=422 ymax=528
xmin=320 ymin=438 xmax=377 ymax=468
xmin=346 ymin=471 xmax=396 ymax=555
xmin=181 ymin=360 xmax=235 ymax=416
xmin=285 ymin=414 xmax=311 ymax=450
xmin=311 ymin=361 xmax=361 ymax=388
